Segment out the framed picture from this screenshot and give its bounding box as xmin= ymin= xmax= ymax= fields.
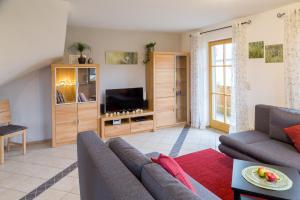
xmin=265 ymin=44 xmax=283 ymax=63
xmin=106 ymin=51 xmax=138 ymax=64
xmin=249 ymin=41 xmax=264 ymax=59
xmin=69 ymin=55 xmax=80 ymax=64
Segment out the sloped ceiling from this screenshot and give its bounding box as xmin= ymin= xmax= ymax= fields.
xmin=0 ymin=0 xmax=70 ymax=86
xmin=66 ymin=0 xmax=299 ymax=32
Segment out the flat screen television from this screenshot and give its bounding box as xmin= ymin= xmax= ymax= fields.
xmin=106 ymin=87 xmax=143 ymax=112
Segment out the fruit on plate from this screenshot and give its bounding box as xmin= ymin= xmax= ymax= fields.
xmin=265 ymin=172 xmax=278 ymax=182
xmin=256 ymin=167 xmax=280 ymax=182
xmin=257 ymin=167 xmax=266 ymax=177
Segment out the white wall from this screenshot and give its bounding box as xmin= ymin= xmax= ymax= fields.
xmin=0 ymin=67 xmax=52 ymax=142
xmin=0 ymin=0 xmax=69 ymax=85
xmin=0 ymin=0 xmax=69 ymax=142
xmin=181 ymin=2 xmax=300 ymax=128
xmin=65 ymin=27 xmax=181 ymax=103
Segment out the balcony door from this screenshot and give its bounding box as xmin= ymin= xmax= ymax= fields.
xmin=209 ymin=39 xmax=232 ymax=133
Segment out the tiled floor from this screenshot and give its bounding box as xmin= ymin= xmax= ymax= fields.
xmin=0 ymin=126 xmax=223 ymax=200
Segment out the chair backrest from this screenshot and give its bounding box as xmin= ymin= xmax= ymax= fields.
xmin=0 ymin=99 xmax=11 ymax=125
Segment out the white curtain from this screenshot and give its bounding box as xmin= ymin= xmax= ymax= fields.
xmin=230 ymin=22 xmax=250 ymax=132
xmin=190 ymin=34 xmax=209 ymax=129
xmin=284 ymin=9 xmax=300 ymax=109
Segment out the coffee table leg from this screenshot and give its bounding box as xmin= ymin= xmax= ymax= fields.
xmin=234 ymin=191 xmax=241 ymax=200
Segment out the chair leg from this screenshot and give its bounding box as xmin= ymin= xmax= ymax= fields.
xmin=0 ymin=136 xmax=4 ymax=164
xmin=7 ymin=137 xmax=11 ymax=152
xmin=22 ymin=130 xmax=26 ymax=155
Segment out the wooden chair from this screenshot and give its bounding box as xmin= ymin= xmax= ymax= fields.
xmin=0 ymin=99 xmax=27 ymax=164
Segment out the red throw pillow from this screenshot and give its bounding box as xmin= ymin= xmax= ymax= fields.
xmin=151 ymin=154 xmax=196 ymax=192
xmin=284 ymin=125 xmax=300 ymax=152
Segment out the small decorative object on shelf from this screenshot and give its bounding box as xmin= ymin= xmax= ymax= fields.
xmin=143 ymin=42 xmax=156 ymax=64
xmin=69 ymin=42 xmax=91 ymax=64
xmin=88 ymin=57 xmax=94 ymax=64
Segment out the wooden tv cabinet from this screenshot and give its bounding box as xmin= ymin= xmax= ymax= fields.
xmin=99 ymin=110 xmax=155 ymax=139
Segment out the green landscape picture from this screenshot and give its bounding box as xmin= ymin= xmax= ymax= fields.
xmin=249 ymin=41 xmax=264 ymax=59
xmin=265 ymin=44 xmax=283 ymax=63
xmin=106 ymin=51 xmax=138 ymax=64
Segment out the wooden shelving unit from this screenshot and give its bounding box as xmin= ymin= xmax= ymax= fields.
xmin=51 ymin=64 xmax=100 ymax=147
xmin=99 ymin=110 xmax=155 ymax=139
xmin=146 ymin=52 xmax=190 ymax=129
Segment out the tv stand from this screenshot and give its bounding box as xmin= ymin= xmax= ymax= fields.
xmin=99 ymin=110 xmax=155 ymax=139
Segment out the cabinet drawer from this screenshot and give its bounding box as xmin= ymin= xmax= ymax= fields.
xmin=105 ymin=124 xmax=130 ymax=137
xmin=131 ymin=120 xmax=154 ymax=133
xmin=78 ymin=103 xmax=97 ymax=119
xmin=78 ymin=119 xmax=98 ymax=133
xmin=56 ymin=121 xmax=77 ymax=144
xmin=78 ymin=103 xmax=98 ymax=133
xmin=55 ymin=104 xmax=77 ymax=124
xmin=156 ymin=112 xmax=176 ymax=127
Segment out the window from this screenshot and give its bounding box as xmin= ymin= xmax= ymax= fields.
xmin=209 ymin=39 xmax=232 ymax=132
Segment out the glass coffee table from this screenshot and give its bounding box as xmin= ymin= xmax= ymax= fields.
xmin=231 ymin=159 xmax=300 ymax=200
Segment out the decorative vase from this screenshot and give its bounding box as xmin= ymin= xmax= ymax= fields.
xmin=78 ymin=54 xmax=86 ymax=64
xmin=88 ymin=57 xmax=94 ymax=64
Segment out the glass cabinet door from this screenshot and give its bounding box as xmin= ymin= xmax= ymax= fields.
xmin=78 ymin=68 xmax=97 ymax=103
xmin=56 ymin=68 xmax=77 ymax=104
xmin=176 ymin=56 xmax=187 ymax=123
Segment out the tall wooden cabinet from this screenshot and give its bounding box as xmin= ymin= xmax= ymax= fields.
xmin=146 ymin=52 xmax=190 ymax=129
xmin=51 ymin=64 xmax=99 ymax=147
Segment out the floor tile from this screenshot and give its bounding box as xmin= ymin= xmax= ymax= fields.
xmin=0 ymin=187 xmax=26 ymax=200
xmin=67 ymin=169 xmax=78 ymax=178
xmin=35 ymin=189 xmax=67 ymax=200
xmin=70 ymin=182 xmax=80 ymax=195
xmin=61 ymin=193 xmax=80 ymax=200
xmin=51 ymin=176 xmax=78 ymax=192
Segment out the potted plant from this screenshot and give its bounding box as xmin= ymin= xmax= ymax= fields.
xmin=143 ymin=42 xmax=156 ymax=64
xmin=69 ymin=42 xmax=91 ymax=64
xmin=146 ymin=42 xmax=156 ymax=52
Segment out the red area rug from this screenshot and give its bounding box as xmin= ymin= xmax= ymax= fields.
xmin=174 ymin=149 xmax=234 ymax=200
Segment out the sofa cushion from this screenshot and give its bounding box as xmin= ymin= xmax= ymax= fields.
xmin=219 ymin=130 xmax=269 ymax=147
xmin=77 ymin=132 xmax=154 ymax=200
xmin=141 ymin=163 xmax=214 ymax=200
xmin=218 ymin=144 xmax=259 ymax=162
xmin=255 ymin=104 xmax=276 ymax=133
xmin=108 ymin=137 xmax=151 ymax=179
xmin=284 ymin=125 xmax=300 ymax=152
xmin=249 ymin=140 xmax=300 ymax=171
xmin=152 ymin=153 xmax=196 ymax=192
xmin=270 ymin=107 xmax=300 ymax=144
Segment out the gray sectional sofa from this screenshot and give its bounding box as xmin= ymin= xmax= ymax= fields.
xmin=77 ymin=131 xmax=220 ymax=200
xmin=219 ymin=104 xmax=300 ymax=172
